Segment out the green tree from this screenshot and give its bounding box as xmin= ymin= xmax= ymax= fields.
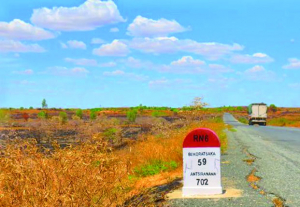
xmin=42 ymin=99 xmax=48 ymax=108
xmin=76 ymin=109 xmax=83 ymax=119
xmin=126 ymin=109 xmax=138 ymax=122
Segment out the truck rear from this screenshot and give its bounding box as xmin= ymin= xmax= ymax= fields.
xmin=248 ymin=103 xmax=267 ymax=126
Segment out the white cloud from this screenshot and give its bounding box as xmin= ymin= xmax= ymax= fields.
xmin=63 ymin=40 xmax=86 ymax=49
xmin=47 ymin=66 xmax=89 ymax=76
xmin=93 ymin=40 xmax=130 ymax=56
xmin=0 ymin=19 xmax=55 ymax=41
xmin=120 ymin=56 xmax=153 ymax=69
xmin=13 ymin=69 xmax=34 ymax=75
xmin=128 ymin=37 xmax=243 ymax=59
xmin=171 ymin=56 xmax=205 ymax=67
xmin=245 ymin=65 xmax=265 ymax=73
xmin=283 ymin=58 xmax=300 ymax=69
xmin=31 ymin=0 xmax=125 ymax=31
xmin=127 ymin=16 xmax=186 ymax=37
xmin=110 ymin=27 xmax=119 ymax=32
xmin=244 ymin=65 xmax=276 ymax=81
xmin=252 ymin=53 xmax=267 ymax=58
xmin=100 ymin=61 xmax=117 ymax=67
xmin=103 ymin=70 xmax=124 ymax=76
xmin=91 ymin=38 xmax=105 ymax=44
xmin=0 ymin=40 xmax=45 ymax=53
xmin=65 ymin=58 xmax=97 ymax=66
xmin=103 ymin=70 xmax=147 ymax=81
xmin=230 ymin=53 xmax=273 ymax=64
xmin=158 ymin=56 xmax=232 ymax=74
xmin=208 ymin=64 xmax=233 ymax=73
xmin=71 ymin=67 xmax=89 ymax=73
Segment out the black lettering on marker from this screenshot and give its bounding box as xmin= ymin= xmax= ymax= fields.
xmin=193 ymin=134 xmax=209 ymax=142
xmin=193 ymin=135 xmax=198 ymax=142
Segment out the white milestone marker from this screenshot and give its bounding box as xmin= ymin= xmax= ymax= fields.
xmin=182 ymin=128 xmax=222 ymax=196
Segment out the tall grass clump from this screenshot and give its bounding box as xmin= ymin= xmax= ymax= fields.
xmin=126 ymin=109 xmax=137 ymax=122
xmin=0 ymin=109 xmax=10 ymax=124
xmin=59 ymin=111 xmax=68 ymax=124
xmin=238 ymin=117 xmax=248 ymax=124
xmin=76 ymin=109 xmax=83 ymax=119
xmin=90 ymin=110 xmax=97 ymax=120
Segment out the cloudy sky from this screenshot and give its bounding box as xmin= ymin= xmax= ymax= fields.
xmin=0 ymin=0 xmax=300 ymax=108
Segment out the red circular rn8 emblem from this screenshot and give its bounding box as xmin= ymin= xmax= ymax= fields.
xmin=183 ymin=128 xmax=221 ymax=148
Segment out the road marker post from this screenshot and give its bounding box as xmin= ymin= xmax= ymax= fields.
xmin=183 ymin=128 xmax=222 ymax=196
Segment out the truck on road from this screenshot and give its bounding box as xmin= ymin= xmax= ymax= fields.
xmin=248 ymin=103 xmax=267 ymax=126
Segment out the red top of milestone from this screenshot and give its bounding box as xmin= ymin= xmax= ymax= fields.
xmin=183 ymin=128 xmax=220 ymax=148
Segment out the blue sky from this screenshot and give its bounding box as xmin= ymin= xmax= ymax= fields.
xmin=0 ymin=0 xmax=300 ymax=108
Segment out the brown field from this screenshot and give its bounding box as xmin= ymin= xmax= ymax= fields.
xmin=0 ymin=108 xmax=227 ymax=206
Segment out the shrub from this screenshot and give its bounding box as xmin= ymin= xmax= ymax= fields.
xmin=181 ymin=106 xmax=194 ymax=111
xmin=72 ymin=115 xmax=81 ymax=121
xmin=29 ymin=106 xmax=33 ymax=109
xmin=151 ymin=110 xmax=166 ymax=117
xmin=209 ymin=116 xmax=223 ymax=123
xmin=269 ymin=104 xmax=277 ymax=112
xmin=217 ymin=108 xmax=223 ymax=112
xmin=126 ymin=109 xmax=137 ymax=122
xmin=22 ymin=113 xmax=29 ymax=121
xmin=37 ymin=111 xmax=48 ymax=119
xmin=20 ymin=107 xmax=24 ymax=110
xmin=170 ymin=108 xmax=179 ymax=113
xmin=90 ymin=108 xmax=102 ymax=113
xmin=236 ymin=106 xmax=243 ymax=111
xmin=268 ymin=117 xmax=292 ymax=126
xmin=0 ymin=109 xmax=10 ymax=123
xmin=76 ymin=109 xmax=83 ymax=119
xmin=133 ymin=160 xmax=178 ymax=177
xmin=59 ymin=112 xmax=68 ymax=124
xmin=238 ymin=117 xmax=248 ymax=124
xmin=90 ymin=110 xmax=97 ymax=120
xmin=103 ymin=128 xmax=117 ymax=143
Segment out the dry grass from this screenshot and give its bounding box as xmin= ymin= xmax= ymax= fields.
xmin=0 ymin=136 xmax=130 ymax=206
xmin=0 ymin=111 xmax=227 ymax=206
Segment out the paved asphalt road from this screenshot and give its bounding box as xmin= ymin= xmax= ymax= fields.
xmin=168 ymin=113 xmax=300 ymax=206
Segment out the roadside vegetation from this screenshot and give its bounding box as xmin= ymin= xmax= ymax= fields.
xmin=0 ymin=99 xmax=229 ymax=206
xmin=228 ymin=104 xmax=300 ymax=127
